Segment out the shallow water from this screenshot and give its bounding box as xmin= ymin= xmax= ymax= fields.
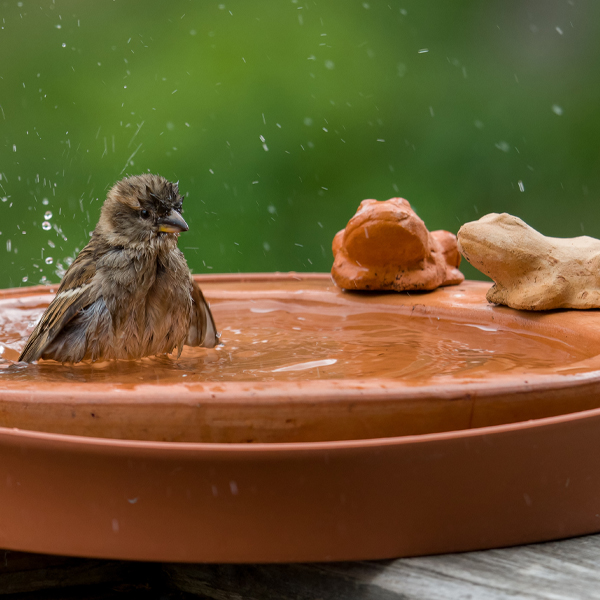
xmin=0 ymin=290 xmax=589 ymax=387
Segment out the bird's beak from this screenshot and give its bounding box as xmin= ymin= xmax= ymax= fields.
xmin=157 ymin=210 xmax=189 ymax=233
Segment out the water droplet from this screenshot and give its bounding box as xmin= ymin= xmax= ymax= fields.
xmin=552 ymin=104 xmax=563 ymax=116
xmin=42 ymin=198 xmax=49 ymax=205
xmin=44 ymin=211 xmax=53 ymax=220
xmin=61 ymin=43 xmax=66 ymax=48
xmin=22 ymin=276 xmax=28 ymax=283
xmin=42 ymin=221 xmax=51 ymax=230
xmin=518 ymin=180 xmax=525 ymax=192
xmin=45 ymin=257 xmax=53 ymax=265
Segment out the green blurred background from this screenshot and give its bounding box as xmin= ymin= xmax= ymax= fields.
xmin=1 ymin=0 xmax=599 ymax=287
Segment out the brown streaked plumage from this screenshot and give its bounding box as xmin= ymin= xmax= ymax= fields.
xmin=19 ymin=174 xmax=218 ymax=363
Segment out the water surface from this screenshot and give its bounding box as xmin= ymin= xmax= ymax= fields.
xmin=0 ymin=289 xmax=589 ymax=387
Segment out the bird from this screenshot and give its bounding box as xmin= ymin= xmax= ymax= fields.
xmin=19 ymin=174 xmax=218 ymax=363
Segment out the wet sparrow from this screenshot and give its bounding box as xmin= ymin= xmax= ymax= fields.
xmin=19 ymin=174 xmax=217 ymax=363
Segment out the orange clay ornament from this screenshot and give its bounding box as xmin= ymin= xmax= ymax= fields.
xmin=332 ymin=198 xmax=464 ymax=291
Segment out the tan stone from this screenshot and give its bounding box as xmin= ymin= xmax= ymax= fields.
xmin=458 ymin=212 xmax=600 ymax=310
xmin=331 ymin=198 xmax=464 ymax=291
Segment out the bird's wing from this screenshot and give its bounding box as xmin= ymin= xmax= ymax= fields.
xmin=186 ymin=278 xmax=218 ymax=348
xmin=19 ymin=243 xmax=98 ymax=362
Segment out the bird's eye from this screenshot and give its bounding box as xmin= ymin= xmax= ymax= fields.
xmin=174 ymin=203 xmax=183 ymax=213
xmin=140 ymin=209 xmax=150 ymax=219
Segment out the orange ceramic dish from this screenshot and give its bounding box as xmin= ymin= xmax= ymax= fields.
xmin=1 ymin=274 xmax=600 ymax=442
xmin=1 ymin=273 xmax=600 ymax=561
xmin=0 ymin=410 xmax=599 ymax=562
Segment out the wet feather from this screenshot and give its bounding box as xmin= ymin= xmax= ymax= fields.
xmin=19 ymin=174 xmax=218 ymax=363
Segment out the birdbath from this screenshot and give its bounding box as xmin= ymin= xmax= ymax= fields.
xmin=1 ymin=271 xmax=600 ymax=562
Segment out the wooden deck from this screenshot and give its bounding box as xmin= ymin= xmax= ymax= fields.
xmin=2 ymin=533 xmax=599 ymax=598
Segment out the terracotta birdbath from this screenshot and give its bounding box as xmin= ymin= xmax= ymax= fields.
xmin=1 ymin=273 xmax=600 ymax=442
xmin=1 ymin=273 xmax=600 ymax=561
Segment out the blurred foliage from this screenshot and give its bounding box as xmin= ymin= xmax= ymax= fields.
xmin=0 ymin=0 xmax=599 ymax=287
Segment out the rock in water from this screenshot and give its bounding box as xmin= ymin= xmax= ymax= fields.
xmin=458 ymin=212 xmax=600 ymax=310
xmin=331 ymin=198 xmax=464 ymax=291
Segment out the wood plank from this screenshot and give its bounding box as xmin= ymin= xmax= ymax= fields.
xmin=164 ymin=533 xmax=600 ymax=600
xmin=0 ymin=551 xmax=132 ymax=596
xmin=3 ymin=533 xmax=600 ymax=598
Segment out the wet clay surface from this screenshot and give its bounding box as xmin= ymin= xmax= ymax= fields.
xmin=1 ymin=273 xmax=600 ymax=442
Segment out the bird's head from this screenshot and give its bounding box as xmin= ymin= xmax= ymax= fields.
xmin=98 ymin=174 xmax=189 ymax=248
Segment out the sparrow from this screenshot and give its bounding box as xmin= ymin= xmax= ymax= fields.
xmin=19 ymin=174 xmax=217 ymax=363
